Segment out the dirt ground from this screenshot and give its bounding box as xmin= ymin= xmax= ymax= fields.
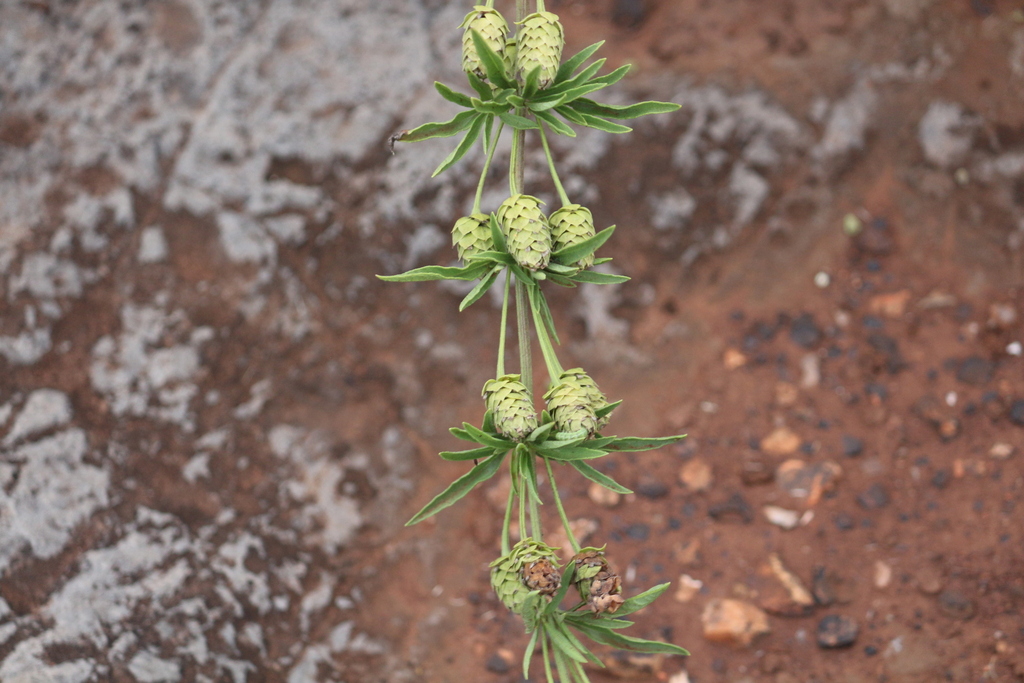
xmin=1 ymin=0 xmax=1023 ymax=682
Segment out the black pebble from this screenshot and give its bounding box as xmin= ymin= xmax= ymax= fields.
xmin=857 ymin=483 xmax=889 ymax=510
xmin=708 ymin=493 xmax=754 ymax=523
xmin=624 ymin=523 xmax=650 ymax=541
xmin=1009 ymin=400 xmax=1024 ymax=426
xmin=790 ymin=313 xmax=822 ymax=348
xmin=636 ymin=481 xmax=669 ymax=499
xmin=841 ymin=435 xmax=864 ymax=457
xmin=956 ymin=356 xmax=994 ymax=386
xmin=817 ymin=614 xmax=859 ymax=648
xmin=834 ymin=512 xmax=855 ymax=530
xmin=485 ymin=654 xmax=510 ymax=674
xmin=937 ymin=590 xmax=976 ymax=620
xmin=931 ymin=469 xmax=950 ymax=489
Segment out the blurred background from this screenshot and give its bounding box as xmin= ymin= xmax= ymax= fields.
xmin=1 ymin=0 xmax=1023 ymax=681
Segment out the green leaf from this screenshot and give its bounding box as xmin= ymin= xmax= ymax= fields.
xmin=545 ymin=272 xmax=577 ymax=287
xmin=498 ymin=110 xmax=539 ymax=130
xmin=534 ymin=109 xmax=576 ymax=137
xmin=576 ymin=112 xmax=633 ymax=134
xmin=459 ymin=265 xmax=502 ymax=311
xmin=552 ymin=225 xmax=616 ymax=266
xmin=569 ymin=460 xmax=632 ymax=494
xmin=432 ymin=113 xmax=485 ymax=177
xmin=471 ymin=97 xmax=511 ymax=115
xmin=466 ymin=250 xmax=515 ymax=267
xmin=526 ymin=282 xmax=561 ymax=346
xmin=604 ymin=434 xmax=687 ymax=452
xmin=440 ymin=445 xmax=499 ymax=461
xmin=547 ymin=58 xmax=606 ymax=96
xmin=534 ymin=82 xmax=608 ymax=109
xmin=572 ymin=621 xmax=690 ymax=656
xmin=488 ymin=213 xmax=506 ymax=252
xmin=466 ymin=72 xmax=492 ymax=99
xmin=555 ymin=105 xmax=587 ymax=125
xmin=377 ymin=262 xmax=489 ymax=282
xmin=449 ymin=426 xmax=476 ymax=442
xmin=434 ymin=81 xmax=473 ymax=108
xmin=571 ymin=98 xmax=682 ymax=120
xmin=528 ymin=422 xmax=555 ymax=443
xmin=544 ymin=262 xmax=579 ymax=275
xmin=594 ymin=399 xmax=622 ymax=420
xmin=555 ymin=40 xmax=605 ymax=84
xmin=395 ymin=109 xmax=477 ymax=144
xmin=507 ymin=94 xmax=526 ymax=108
xmin=592 ymin=257 xmax=613 ymax=265
xmin=546 ymin=621 xmax=589 ymax=664
xmin=482 ymin=409 xmax=495 ymax=433
xmin=520 ymin=444 xmax=542 ymax=504
xmin=588 ymin=63 xmax=631 ymax=88
xmin=482 ymin=113 xmax=494 ymax=154
xmin=471 ymin=30 xmax=515 ymax=90
xmin=523 ymin=64 xmax=542 ymax=99
xmin=615 ymin=582 xmax=672 ymax=616
xmin=536 ymin=445 xmax=608 ymax=461
xmin=571 ymin=270 xmax=630 ymax=285
xmin=406 ymin=451 xmax=506 ymax=525
xmin=545 ymin=562 xmax=577 ymax=615
xmin=462 ymin=422 xmax=515 ymax=451
xmin=523 ymin=628 xmax=540 ymax=680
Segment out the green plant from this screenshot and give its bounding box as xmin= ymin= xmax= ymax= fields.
xmin=381 ymin=1 xmax=688 ymax=679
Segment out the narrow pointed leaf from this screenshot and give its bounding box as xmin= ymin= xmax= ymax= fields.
xmin=546 ymin=58 xmax=606 ymax=96
xmin=440 ymin=445 xmax=499 ymax=461
xmin=466 ymin=250 xmax=515 ymax=267
xmin=498 ymin=110 xmax=539 ymax=130
xmin=555 ymin=40 xmax=605 ymax=84
xmin=592 ymin=257 xmax=613 ymax=265
xmin=545 ymin=562 xmax=577 ymax=615
xmin=571 ymin=98 xmax=682 ymax=120
xmin=576 ymin=113 xmax=632 ymax=134
xmin=395 ymin=110 xmax=477 ymax=144
xmin=482 ymin=409 xmax=495 ymax=433
xmin=546 ymin=622 xmax=589 ymax=664
xmin=449 ymin=426 xmax=477 ymax=443
xmin=571 ymin=270 xmax=630 ymax=285
xmin=594 ymin=399 xmax=622 ymax=419
xmin=459 ymin=265 xmax=502 ymax=311
xmin=536 ymin=445 xmax=608 ymax=461
xmin=534 ymin=82 xmax=608 ymax=109
xmin=528 ymin=422 xmax=555 ymax=443
xmin=488 ymin=213 xmax=506 ymax=252
xmin=614 ymin=582 xmax=673 ymax=616
xmin=434 ymin=81 xmax=473 ymax=108
xmin=466 ymin=71 xmax=492 ymax=99
xmin=471 ymin=97 xmax=511 ymax=115
xmin=554 ymin=620 xmax=603 ymax=665
xmin=462 ymin=422 xmax=515 ymax=450
xmin=588 ymin=63 xmax=630 ymax=87
xmin=406 ymin=451 xmax=506 ymax=525
xmin=471 ymin=29 xmax=515 ymax=90
xmin=544 ymin=262 xmax=579 ymax=275
xmin=569 ymin=460 xmax=632 ymax=494
xmin=523 ymin=65 xmax=542 ymax=99
xmin=556 ymin=105 xmax=587 ymax=125
xmin=534 ymin=109 xmax=576 ymax=137
xmin=432 ymin=114 xmax=485 ymax=177
xmin=604 ymin=434 xmax=687 ymax=452
xmin=545 ymin=272 xmax=577 ymax=287
xmin=377 ymin=262 xmax=489 ymax=282
xmin=572 ymin=621 xmax=690 ymax=655
xmin=523 ymin=629 xmax=540 ymax=680
xmin=552 ymin=225 xmax=616 ymax=265
xmin=482 ymin=113 xmax=495 ymax=152
xmin=520 ymin=445 xmax=542 ymax=504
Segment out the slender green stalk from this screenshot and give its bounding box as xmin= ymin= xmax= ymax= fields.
xmin=501 ymin=483 xmax=514 ymax=556
xmin=544 ymin=456 xmax=580 ymax=553
xmin=541 ymin=631 xmax=554 ymax=683
xmin=519 ymin=471 xmax=528 ymax=541
xmin=529 ymin=292 xmax=564 ymax=382
xmin=516 ymin=280 xmax=533 ymax=392
xmin=474 ymin=121 xmax=506 ymax=214
xmin=529 ymin=471 xmax=543 ymax=540
xmin=536 ymin=0 xmax=546 ymax=13
xmin=497 ymin=270 xmax=511 ymax=378
xmin=538 ymin=123 xmax=571 ymax=207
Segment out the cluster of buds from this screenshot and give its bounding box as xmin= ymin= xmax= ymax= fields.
xmin=461 ymin=5 xmax=564 ymax=88
xmin=491 ymin=538 xmax=562 ymax=614
xmin=483 ymin=374 xmax=538 ymax=441
xmin=572 ymin=547 xmax=624 ymax=614
xmin=543 ymin=368 xmax=608 ymax=436
xmin=452 ymin=213 xmax=493 ymax=261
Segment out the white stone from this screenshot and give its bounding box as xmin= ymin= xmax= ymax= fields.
xmin=3 ymin=389 xmax=72 ymax=445
xmin=128 ymin=650 xmax=181 ymax=683
xmin=138 ymin=226 xmax=169 ymax=264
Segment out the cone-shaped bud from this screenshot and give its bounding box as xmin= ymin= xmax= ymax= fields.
xmin=497 ymin=194 xmax=551 ymax=271
xmin=502 ymin=37 xmax=517 ymax=82
xmin=515 ymin=11 xmax=564 ymax=89
xmin=452 ymin=213 xmax=493 ymax=261
xmin=491 ymin=538 xmax=562 ymax=613
xmin=482 ymin=374 xmax=538 ymax=442
xmin=549 ymin=204 xmax=597 ymax=268
xmin=572 ymin=547 xmax=624 ymax=614
xmin=460 ymin=6 xmax=509 ymax=81
xmin=561 ymin=367 xmax=610 ymax=430
xmin=544 ymin=373 xmax=598 ymax=437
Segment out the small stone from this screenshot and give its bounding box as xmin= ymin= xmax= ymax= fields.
xmin=841 ymin=435 xmax=864 ymax=457
xmin=915 ymin=565 xmax=943 ymax=595
xmin=833 ymin=513 xmax=855 ymax=530
xmin=799 ymin=353 xmax=821 ymax=389
xmin=708 ymin=493 xmax=754 ymax=523
xmin=485 ymin=653 xmax=511 ymax=674
xmin=740 ymin=456 xmax=774 ymax=486
xmin=867 ymin=290 xmax=911 ymax=318
xmin=987 ymin=302 xmax=1018 ymax=329
xmin=989 ymin=443 xmax=1014 ymax=459
xmin=588 ymin=481 xmax=621 ymax=507
xmin=680 ymin=458 xmax=713 ymax=492
xmin=873 ymin=560 xmax=892 ymax=589
xmin=605 ymin=651 xmax=665 ymax=678
xmin=775 ymin=382 xmax=799 ymax=407
xmin=789 ymin=314 xmax=822 ymax=349
xmin=812 ymin=567 xmax=853 ymax=606
xmin=624 ymin=523 xmax=650 ymax=541
xmin=674 ymin=574 xmax=703 ymax=603
xmin=701 ymin=599 xmax=771 ymax=646
xmin=956 ymin=356 xmax=994 ymax=386
xmin=1009 ymin=400 xmax=1024 ymax=426
xmin=138 ymin=226 xmax=169 ymax=264
xmin=931 ymin=469 xmax=950 ymax=489
xmin=761 ymin=427 xmax=801 ymax=456
xmin=768 ymin=554 xmax=814 ymax=607
xmin=675 ymin=538 xmax=702 ymax=566
xmin=776 ymin=459 xmax=842 ymax=504
xmin=816 ymin=615 xmax=859 ymax=648
xmin=937 ymin=590 xmax=975 ymax=620
xmin=857 ymin=483 xmax=889 ymax=510
xmin=723 ymin=348 xmax=748 ymax=370
xmin=763 ymin=505 xmax=801 ymax=530
xmin=636 ymin=480 xmax=669 ymax=499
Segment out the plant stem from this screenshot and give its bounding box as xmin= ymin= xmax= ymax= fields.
xmin=541 ymin=631 xmax=554 ymax=683
xmin=529 ymin=468 xmax=542 ymax=540
xmin=516 ymin=280 xmax=533 ymax=392
xmin=474 ymin=120 xmax=505 ymax=214
xmin=519 ymin=471 xmax=528 ymax=541
xmin=529 ymin=292 xmax=564 ymax=382
xmin=497 ymin=269 xmax=511 ymax=378
xmin=501 ymin=480 xmax=514 ymax=556
xmin=536 ymin=0 xmax=546 ymax=13
xmin=538 ymin=123 xmax=571 ymax=207
xmin=544 ymin=456 xmax=580 ymax=553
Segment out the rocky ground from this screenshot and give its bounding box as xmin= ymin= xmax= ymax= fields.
xmin=1 ymin=0 xmax=1023 ymax=682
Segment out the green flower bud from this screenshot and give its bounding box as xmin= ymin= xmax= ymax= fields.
xmin=497 ymin=194 xmax=551 ymax=271
xmin=491 ymin=538 xmax=562 ymax=614
xmin=561 ymin=367 xmax=610 ymax=430
xmin=543 ymin=373 xmax=599 ymax=437
xmin=515 ymin=11 xmax=564 ymax=89
xmin=452 ymin=213 xmax=493 ymax=261
xmin=502 ymin=37 xmax=517 ymax=82
xmin=549 ymin=204 xmax=597 ymax=268
xmin=461 ymin=6 xmax=509 ymax=81
xmin=572 ymin=547 xmax=624 ymax=614
xmin=482 ymin=374 xmax=538 ymax=442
